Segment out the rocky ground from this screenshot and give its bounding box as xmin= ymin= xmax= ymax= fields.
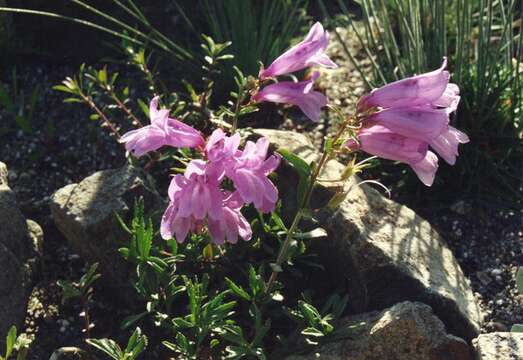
xmin=0 ymin=39 xmax=522 ymax=358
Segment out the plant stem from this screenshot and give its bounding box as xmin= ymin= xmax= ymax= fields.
xmin=231 ymin=91 xmax=245 ymax=133
xmin=265 ymin=118 xmax=352 ymax=294
xmin=78 ymin=91 xmax=121 ymax=139
xmin=82 ymin=296 xmax=92 ymax=338
xmin=108 ymin=88 xmax=143 ymax=127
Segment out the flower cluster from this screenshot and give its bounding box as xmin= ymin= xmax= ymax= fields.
xmin=252 ymin=22 xmax=337 ymax=122
xmin=120 ymin=100 xmax=280 ymax=245
xmin=161 ymin=129 xmax=280 ymax=244
xmin=348 ymin=58 xmax=469 ymax=186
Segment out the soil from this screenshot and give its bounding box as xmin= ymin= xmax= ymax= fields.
xmin=0 ymin=36 xmax=522 ymax=358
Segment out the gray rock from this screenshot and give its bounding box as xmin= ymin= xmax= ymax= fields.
xmin=0 ymin=161 xmax=7 ymax=186
xmin=253 ymin=129 xmax=483 ymax=341
xmin=0 ymin=162 xmax=40 ymax=344
xmin=472 ymin=332 xmax=523 ymax=360
xmin=50 ymin=164 xmax=163 ymax=296
xmin=286 ymin=301 xmax=471 ymax=360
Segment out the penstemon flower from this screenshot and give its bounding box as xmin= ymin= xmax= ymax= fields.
xmin=160 ymin=160 xmax=224 ymax=242
xmin=258 ymin=22 xmax=337 ymax=80
xmin=159 ymin=129 xmax=280 ymax=244
xmin=357 ymin=58 xmax=458 ymax=111
xmin=252 ymin=72 xmax=328 ymax=122
xmin=226 ymin=137 xmax=281 ymax=213
xmin=120 ymin=96 xmax=204 ymax=157
xmin=350 ymin=58 xmax=468 ymax=186
xmin=207 ymin=192 xmax=252 ymax=245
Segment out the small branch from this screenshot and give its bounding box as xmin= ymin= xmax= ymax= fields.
xmin=78 ymin=91 xmax=121 ymax=140
xmin=264 ymin=116 xmax=353 ymax=295
xmin=108 ymin=88 xmax=143 ymax=127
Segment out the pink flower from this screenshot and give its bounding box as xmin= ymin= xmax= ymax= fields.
xmin=252 ymin=72 xmax=327 ymax=122
xmin=207 ymin=192 xmax=252 ymax=245
xmin=346 ymin=125 xmax=438 ymax=186
xmin=367 ymin=106 xmax=449 ymax=142
xmin=347 ymin=125 xmax=428 ymax=164
xmin=205 ymin=128 xmax=241 ymax=162
xmin=429 ymin=126 xmax=469 ymax=165
xmin=352 ymin=58 xmax=469 ymax=186
xmin=259 ymin=22 xmax=337 ymax=80
xmin=120 ymin=97 xmax=204 ymax=157
xmin=160 ymin=160 xmax=224 ymax=242
xmin=358 ymin=58 xmax=456 ymax=111
xmin=226 ymin=137 xmax=281 ymax=213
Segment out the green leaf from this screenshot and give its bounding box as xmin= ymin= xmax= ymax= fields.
xmin=63 ymin=98 xmax=83 ymax=103
xmin=224 ymin=278 xmax=251 ymax=301
xmin=270 ymin=212 xmax=287 ymax=231
xmin=89 ymin=114 xmax=100 ymax=121
xmin=277 ymin=149 xmax=311 ymax=177
xmin=203 ymin=243 xmax=214 ymax=260
xmin=210 ymin=339 xmax=220 ymax=348
xmin=52 ymin=85 xmax=76 ymax=94
xmin=0 ymin=84 xmax=14 ymax=113
xmin=298 ymin=301 xmax=321 ymax=326
xmin=124 ymin=327 xmax=147 ymax=358
xmin=5 ymin=326 xmax=16 ymax=359
xmin=516 ymin=267 xmax=523 ymax=294
xmin=98 ymin=68 xmax=107 ymax=84
xmin=172 ymin=317 xmax=194 ymax=329
xmin=301 ymin=327 xmax=325 ymax=337
xmin=511 ymin=324 xmax=523 ymax=333
xmin=56 ymin=280 xmax=82 ymax=302
xmin=277 ymin=149 xmax=312 ymax=205
xmin=86 ymin=338 xmax=122 ymax=360
xmin=294 ymin=228 xmax=328 ymax=240
xmin=15 ymin=116 xmax=32 ymax=134
xmin=120 ymin=312 xmax=148 ymax=330
xmin=137 ymin=98 xmax=149 ymax=118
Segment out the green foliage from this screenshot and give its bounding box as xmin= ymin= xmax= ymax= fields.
xmin=57 ymin=262 xmax=100 ymax=303
xmin=0 ymin=326 xmax=30 ymax=360
xmin=57 ymin=263 xmax=100 ymax=337
xmin=87 ymin=327 xmax=147 ymax=360
xmin=512 ymin=267 xmax=523 ymax=332
xmin=198 ymin=0 xmax=308 ymax=77
xmin=278 ymin=149 xmax=312 ymax=205
xmin=0 ymin=68 xmax=40 ymax=135
xmin=288 ymin=294 xmax=348 ymax=346
xmin=113 ymin=194 xmax=345 ymax=358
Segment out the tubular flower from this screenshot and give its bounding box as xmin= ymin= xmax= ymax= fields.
xmin=429 ymin=126 xmax=469 ymax=165
xmin=120 ymin=96 xmax=204 ymax=157
xmin=160 ymin=160 xmax=224 ymax=242
xmin=367 ymin=106 xmax=450 ymax=142
xmin=259 ymin=22 xmax=337 ymax=80
xmin=351 ymin=58 xmax=468 ymax=186
xmin=226 ymin=137 xmax=281 ymax=213
xmin=358 ymin=58 xmax=455 ymax=111
xmin=161 ymin=134 xmax=281 ymax=243
xmin=252 ymin=72 xmax=327 ymax=122
xmin=207 ymin=192 xmax=252 ymax=245
xmin=345 ymin=125 xmax=437 ymax=186
xmin=205 ymin=128 xmax=241 ymax=163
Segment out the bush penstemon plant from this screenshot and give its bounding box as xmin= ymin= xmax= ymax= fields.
xmin=49 ymin=20 xmax=469 ymax=358
xmin=119 ymin=22 xmax=468 ymax=294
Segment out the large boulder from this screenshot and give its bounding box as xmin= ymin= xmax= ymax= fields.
xmin=472 ymin=332 xmax=523 ymax=360
xmin=50 ymin=164 xmax=163 ymax=296
xmin=0 ymin=162 xmax=41 ymax=344
xmin=286 ymin=301 xmax=472 ymax=360
xmin=253 ymin=129 xmax=483 ymax=341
